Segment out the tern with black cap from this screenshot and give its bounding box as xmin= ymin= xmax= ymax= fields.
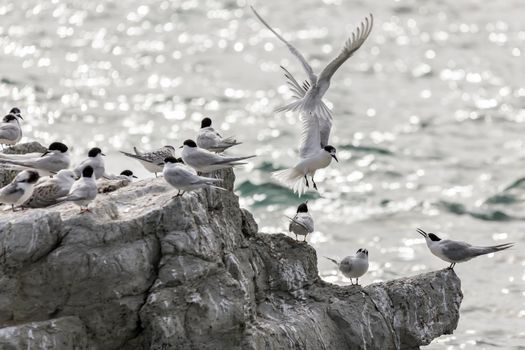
xmin=0 ymin=142 xmax=70 ymax=175
xmin=180 ymin=139 xmax=255 ymax=173
xmin=325 ymin=249 xmax=369 ymax=286
xmin=0 ymin=170 xmax=40 ymax=211
xmin=196 ymin=117 xmax=241 ymax=153
xmin=417 ymin=228 xmax=515 ymax=269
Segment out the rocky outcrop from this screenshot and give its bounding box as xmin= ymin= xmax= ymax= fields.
xmin=0 ymin=161 xmax=463 ymax=349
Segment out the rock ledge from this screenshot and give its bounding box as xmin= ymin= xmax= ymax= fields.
xmin=0 ymin=156 xmax=462 ymax=349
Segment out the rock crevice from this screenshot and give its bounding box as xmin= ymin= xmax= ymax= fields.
xmin=0 ymin=154 xmax=462 ymax=349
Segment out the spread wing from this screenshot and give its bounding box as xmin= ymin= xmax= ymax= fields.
xmin=251 ymin=6 xmax=317 ymax=84
xmin=281 ymin=66 xmax=309 ymax=99
xmin=281 ymin=66 xmax=333 ymax=147
xmin=318 ymin=14 xmax=373 ymax=86
xmin=299 ymin=113 xmax=322 ymax=159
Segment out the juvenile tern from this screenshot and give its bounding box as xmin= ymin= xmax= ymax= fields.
xmin=0 ymin=113 xmax=23 ymax=148
xmin=286 ymin=201 xmax=314 ymax=242
xmin=24 ymin=169 xmax=76 ymax=208
xmin=73 ymin=147 xmax=106 ymax=179
xmin=196 ymin=117 xmax=241 ymax=153
xmin=0 ymin=142 xmax=70 ymax=175
xmin=417 ymin=228 xmax=515 ymax=269
xmin=251 ymin=7 xmax=373 ymax=121
xmin=120 ymin=145 xmax=175 ymax=177
xmin=58 ymin=165 xmax=97 ymax=212
xmin=162 ymin=156 xmax=224 ymax=196
xmin=181 ymin=139 xmax=255 ymax=173
xmin=325 ymin=249 xmax=369 ymax=285
xmin=0 ymin=170 xmax=40 ymax=211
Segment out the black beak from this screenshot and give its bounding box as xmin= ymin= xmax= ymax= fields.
xmin=332 ymin=154 xmax=338 ymax=162
xmin=41 ymin=150 xmax=49 ymax=157
xmin=17 ymin=115 xmax=23 ymax=120
xmin=179 ymin=146 xmax=183 ymax=149
xmin=417 ymin=228 xmax=427 ymax=238
xmin=101 ymin=153 xmax=106 ymax=156
xmin=132 ymin=175 xmax=138 ymax=178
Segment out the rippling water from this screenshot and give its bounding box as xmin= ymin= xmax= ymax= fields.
xmin=1 ymin=0 xmax=524 ymax=348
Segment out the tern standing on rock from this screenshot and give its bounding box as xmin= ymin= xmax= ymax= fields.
xmin=0 ymin=142 xmax=70 ymax=176
xmin=120 ymin=145 xmax=175 ymax=177
xmin=0 ymin=170 xmax=40 ymax=211
xmin=417 ymin=228 xmax=515 ymax=269
xmin=0 ymin=111 xmax=23 ymax=149
xmin=180 ymin=139 xmax=255 ymax=173
xmin=74 ymin=147 xmax=106 ymax=179
xmin=287 ymin=201 xmax=314 ymax=242
xmin=196 ymin=117 xmax=241 ymax=153
xmin=58 ymin=165 xmax=97 ymax=212
xmin=325 ymin=249 xmax=369 ymax=286
xmin=24 ymin=169 xmax=76 ymax=208
xmin=162 ymin=156 xmax=224 ymax=196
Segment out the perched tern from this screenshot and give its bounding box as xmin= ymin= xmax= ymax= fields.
xmin=0 ymin=170 xmax=40 ymax=211
xmin=97 ymin=170 xmax=137 ymax=193
xmin=24 ymin=169 xmax=76 ymax=208
xmin=325 ymin=249 xmax=369 ymax=285
xmin=196 ymin=117 xmax=241 ymax=153
xmin=417 ymin=228 xmax=515 ymax=269
xmin=73 ymin=147 xmax=106 ymax=179
xmin=162 ymin=156 xmax=224 ymax=196
xmin=0 ymin=112 xmax=23 ymax=148
xmin=0 ymin=142 xmax=70 ymax=176
xmin=286 ymin=201 xmax=314 ymax=242
xmin=180 ymin=139 xmax=255 ymax=173
xmin=251 ymin=6 xmax=373 ymax=121
xmin=120 ymin=145 xmax=175 ymax=177
xmin=58 ymin=165 xmax=97 ymax=212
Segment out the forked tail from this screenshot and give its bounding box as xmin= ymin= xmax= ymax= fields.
xmin=474 ymin=242 xmax=515 ymax=257
xmin=272 ymin=167 xmax=307 ymax=196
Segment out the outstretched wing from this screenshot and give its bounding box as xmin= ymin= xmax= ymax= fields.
xmin=251 ymin=6 xmax=317 ymax=84
xmin=299 ymin=113 xmax=322 ymax=159
xmin=281 ymin=66 xmax=309 ymax=99
xmin=318 ymin=14 xmax=373 ymax=86
xmin=280 ymin=66 xmax=333 ymax=147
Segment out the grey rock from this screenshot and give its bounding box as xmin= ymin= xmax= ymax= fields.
xmin=0 ymin=168 xmax=463 ymax=349
xmin=0 ymin=142 xmax=47 ymax=187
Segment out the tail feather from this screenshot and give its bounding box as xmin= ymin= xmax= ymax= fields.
xmin=208 ymin=185 xmax=227 ymax=191
xmin=324 ymin=256 xmax=339 ymax=266
xmin=474 ymin=242 xmax=515 ymax=256
xmin=273 ymin=167 xmax=308 ymax=196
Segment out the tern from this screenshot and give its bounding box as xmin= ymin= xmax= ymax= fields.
xmin=417 ymin=228 xmax=515 ymax=269
xmin=286 ymin=201 xmax=314 ymax=242
xmin=196 ymin=117 xmax=241 ymax=153
xmin=325 ymin=249 xmax=369 ymax=285
xmin=0 ymin=170 xmax=40 ymax=211
xmin=120 ymin=145 xmax=175 ymax=177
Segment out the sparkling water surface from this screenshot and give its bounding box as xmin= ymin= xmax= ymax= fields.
xmin=1 ymin=0 xmax=524 ymax=348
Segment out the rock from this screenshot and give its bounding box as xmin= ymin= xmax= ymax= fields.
xmin=0 ymin=142 xmax=47 ymax=187
xmin=0 ymin=168 xmax=463 ymax=349
xmin=0 ymin=317 xmax=89 ymax=350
